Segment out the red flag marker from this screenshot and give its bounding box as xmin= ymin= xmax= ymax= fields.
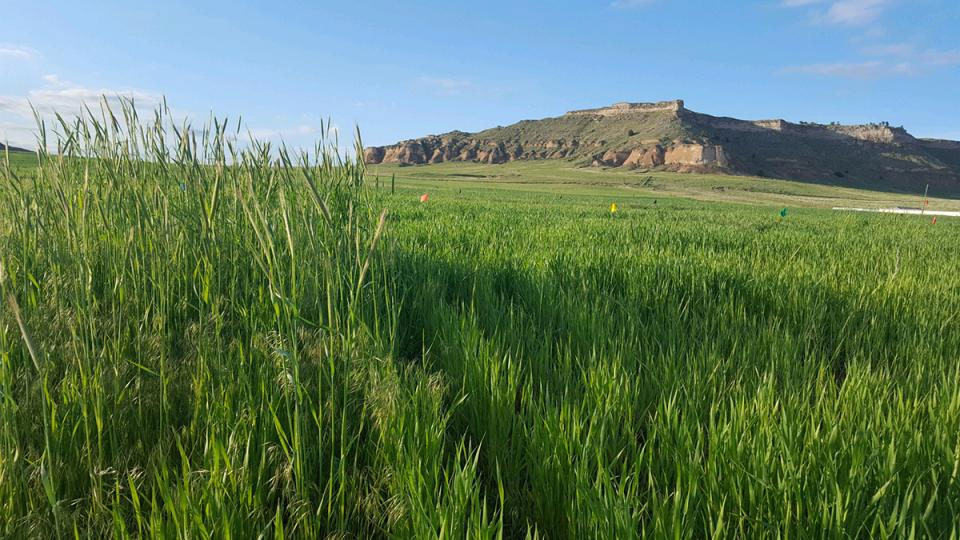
xmin=420 ymin=193 xmax=429 ymax=203
xmin=932 ymin=217 xmax=937 ymax=225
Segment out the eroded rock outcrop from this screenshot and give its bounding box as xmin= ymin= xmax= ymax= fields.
xmin=624 ymin=146 xmax=665 ymax=168
xmin=600 ymin=149 xmax=631 ymax=167
xmin=477 ymin=144 xmax=510 ymax=164
xmin=597 ymin=143 xmax=726 ymax=169
xmin=382 ymin=142 xmax=427 ymax=164
xmin=664 ymin=144 xmax=728 ymax=167
xmin=363 ymin=146 xmax=385 ymax=164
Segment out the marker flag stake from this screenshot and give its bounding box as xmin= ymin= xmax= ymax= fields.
xmin=610 ymin=203 xmax=618 ymax=214
xmin=932 ymin=217 xmax=937 ymax=225
xmin=420 ymin=193 xmax=429 ymax=203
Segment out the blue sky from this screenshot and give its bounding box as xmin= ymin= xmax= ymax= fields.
xmin=1 ymin=0 xmax=958 ymax=150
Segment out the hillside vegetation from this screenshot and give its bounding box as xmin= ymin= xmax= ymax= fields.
xmin=364 ymin=100 xmax=960 ymax=196
xmin=2 ymin=105 xmax=960 ymax=538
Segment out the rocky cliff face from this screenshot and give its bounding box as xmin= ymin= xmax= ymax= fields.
xmin=368 ymin=136 xmax=517 ymax=165
xmin=364 ymin=100 xmax=728 ymax=171
xmin=591 ymin=142 xmax=727 ymax=169
xmin=566 ymin=100 xmax=685 ymax=117
xmin=367 ymin=136 xmax=729 ymax=170
xmin=363 ymin=100 xmax=960 ymax=194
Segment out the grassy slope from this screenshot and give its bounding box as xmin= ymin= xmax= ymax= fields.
xmin=472 ymin=110 xmax=687 ymax=154
xmin=697 ymin=121 xmax=960 ymax=195
xmin=367 ymin=160 xmax=960 ymax=210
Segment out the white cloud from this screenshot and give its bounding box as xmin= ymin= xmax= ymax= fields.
xmin=41 ymin=74 xmax=70 ymax=88
xmin=781 ymin=1 xmax=957 ymax=80
xmin=0 ymin=84 xmax=161 ymax=119
xmin=0 ymin=76 xmax=162 ymax=148
xmin=782 ymin=0 xmax=893 ymax=26
xmin=0 ymin=122 xmax=37 ymax=148
xmin=825 ymin=0 xmax=891 ymax=25
xmin=0 ymin=44 xmax=38 ymax=61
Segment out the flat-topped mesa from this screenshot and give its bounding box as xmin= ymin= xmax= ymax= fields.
xmin=363 ymin=99 xmax=960 ymax=194
xmin=565 ymin=100 xmax=685 ymax=117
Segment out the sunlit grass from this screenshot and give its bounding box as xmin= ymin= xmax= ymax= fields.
xmin=2 ymin=100 xmax=960 ymax=538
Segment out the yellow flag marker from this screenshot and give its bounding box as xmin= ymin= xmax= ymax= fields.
xmin=610 ymin=202 xmax=618 ymax=214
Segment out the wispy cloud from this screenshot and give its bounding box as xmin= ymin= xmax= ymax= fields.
xmin=611 ymin=0 xmax=656 ymax=8
xmin=780 ymin=1 xmax=959 ymax=79
xmin=0 ymin=44 xmax=39 ymax=61
xmin=244 ymin=122 xmax=351 ymax=156
xmin=415 ymin=76 xmax=473 ymax=96
xmin=784 ymin=46 xmax=960 ymax=78
xmin=782 ymin=0 xmax=893 ymax=26
xmin=860 ymin=43 xmax=960 ymax=64
xmin=859 ymin=42 xmax=913 ymax=56
xmin=920 ymin=49 xmax=960 ymax=66
xmin=246 ymin=124 xmax=322 ymax=140
xmin=784 ymin=60 xmax=905 ymax=78
xmin=825 ymin=0 xmax=891 ymax=25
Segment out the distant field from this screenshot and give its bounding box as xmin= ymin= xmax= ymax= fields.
xmin=368 ymin=160 xmax=960 ymax=211
xmin=3 ymin=116 xmax=960 ymax=538
xmin=4 ymin=150 xmax=35 ymax=169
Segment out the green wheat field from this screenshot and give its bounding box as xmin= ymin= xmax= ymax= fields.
xmin=2 ymin=104 xmax=960 ymax=538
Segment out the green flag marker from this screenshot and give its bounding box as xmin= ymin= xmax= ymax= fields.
xmin=780 ymin=208 xmax=788 ymax=218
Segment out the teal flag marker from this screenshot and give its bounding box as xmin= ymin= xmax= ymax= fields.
xmin=780 ymin=208 xmax=788 ymax=218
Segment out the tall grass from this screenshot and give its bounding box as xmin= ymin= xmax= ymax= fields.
xmin=2 ymin=100 xmax=960 ymax=538
xmin=0 ymin=101 xmax=498 ymax=538
xmin=384 ymin=192 xmax=960 ymax=537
